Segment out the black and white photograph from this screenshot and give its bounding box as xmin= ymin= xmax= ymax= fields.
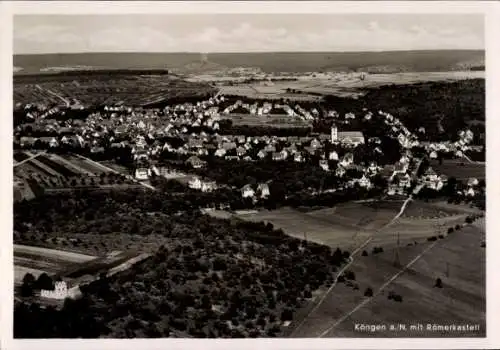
xmin=1 ymin=1 xmax=499 ymax=349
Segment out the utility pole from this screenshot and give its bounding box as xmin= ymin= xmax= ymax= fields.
xmin=393 ymin=231 xmax=401 ymax=268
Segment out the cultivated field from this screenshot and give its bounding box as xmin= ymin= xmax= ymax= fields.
xmin=291 ymin=223 xmax=485 ymax=337
xmin=236 ymin=202 xmax=400 ymax=249
xmin=217 ymin=71 xmax=484 ymax=99
xmin=14 ymin=74 xmax=215 ymax=107
xmin=236 ymin=200 xmax=475 ymax=252
xmin=430 ymin=159 xmax=485 ymax=180
xmin=14 ymin=244 xmax=97 ymax=285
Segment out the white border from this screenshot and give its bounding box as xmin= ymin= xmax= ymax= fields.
xmin=1 ymin=2 xmax=499 ymax=350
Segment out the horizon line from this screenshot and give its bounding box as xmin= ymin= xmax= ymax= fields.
xmin=14 ymin=48 xmax=485 ymax=56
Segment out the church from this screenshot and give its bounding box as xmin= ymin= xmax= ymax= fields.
xmin=331 ymin=125 xmax=365 ymax=146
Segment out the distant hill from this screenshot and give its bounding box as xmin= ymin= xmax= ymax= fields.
xmin=14 ymin=50 xmax=484 ymax=75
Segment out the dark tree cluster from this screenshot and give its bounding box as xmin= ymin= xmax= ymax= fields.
xmin=14 ymin=189 xmax=350 ymax=338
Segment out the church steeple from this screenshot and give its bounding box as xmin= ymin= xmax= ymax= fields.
xmin=331 ymin=124 xmax=338 ymax=142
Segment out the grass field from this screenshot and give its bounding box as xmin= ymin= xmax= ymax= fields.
xmin=291 ymin=222 xmax=485 ymax=337
xmin=430 ymin=159 xmax=485 ymax=180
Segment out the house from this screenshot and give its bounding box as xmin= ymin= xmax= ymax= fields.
xmin=201 ymin=181 xmax=217 ymax=193
xmin=294 ymin=153 xmax=305 ymax=163
xmin=358 ymin=175 xmax=371 ymax=188
xmin=328 ymin=151 xmax=339 ymax=161
xmin=40 ymin=281 xmax=69 ymax=300
xmin=236 ymin=146 xmax=247 ymax=157
xmin=20 ymin=136 xmax=37 ymax=147
xmin=257 ymin=183 xmax=270 ymax=198
xmin=257 ymin=150 xmax=267 ymax=159
xmin=310 ymin=138 xmax=321 ymax=149
xmin=466 ymin=187 xmax=475 ymax=197
xmin=399 ymin=174 xmax=412 ymax=188
xmin=241 ymin=184 xmax=255 ymax=198
xmin=272 ymin=152 xmax=286 ymax=161
xmin=319 ymin=159 xmax=329 ymax=171
xmin=336 ymin=166 xmax=346 ymax=177
xmin=222 ymin=142 xmax=237 ymax=151
xmin=188 ymin=176 xmax=202 ymax=190
xmin=467 ymin=177 xmax=479 ymax=187
xmin=424 ymin=167 xmax=439 ymax=182
xmin=135 ymin=167 xmax=149 ymax=180
xmin=214 ymin=148 xmax=227 ymax=157
xmin=186 ymin=156 xmax=206 ymax=169
xmin=339 ymin=153 xmax=354 ymax=167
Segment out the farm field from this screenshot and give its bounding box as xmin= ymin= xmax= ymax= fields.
xmin=430 ymin=159 xmax=485 ymax=180
xmin=13 ymin=244 xmax=98 ymax=285
xmin=14 ymin=73 xmax=215 ymax=107
xmin=217 ymin=71 xmax=484 ymax=99
xmin=292 ymin=223 xmax=485 ymax=337
xmin=236 ymin=202 xmax=400 ymax=249
xmin=236 ymin=200 xmax=469 ymax=250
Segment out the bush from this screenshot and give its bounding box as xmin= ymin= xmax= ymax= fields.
xmin=435 ymin=278 xmax=443 ymax=288
xmin=393 ymin=294 xmax=403 ymax=302
xmin=455 ymin=224 xmax=462 ymax=230
xmin=427 ymin=236 xmax=437 ymax=242
xmin=465 ymin=216 xmax=473 ymax=224
xmin=345 ymin=270 xmax=356 ymax=281
xmin=438 ymin=234 xmax=444 ymax=239
xmin=361 ymin=250 xmax=368 ymax=256
xmin=364 ymin=287 xmax=374 ymax=297
xmin=447 ymin=227 xmax=454 ymax=234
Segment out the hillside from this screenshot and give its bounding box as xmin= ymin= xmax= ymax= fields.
xmin=14 ymin=50 xmax=484 ymax=75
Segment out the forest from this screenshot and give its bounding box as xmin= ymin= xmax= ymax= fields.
xmin=14 ymin=189 xmax=349 ymax=338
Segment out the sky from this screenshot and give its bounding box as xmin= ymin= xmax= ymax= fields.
xmin=14 ymin=14 xmax=484 ymax=54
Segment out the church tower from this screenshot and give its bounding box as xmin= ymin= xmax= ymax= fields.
xmin=331 ymin=125 xmax=338 ymax=143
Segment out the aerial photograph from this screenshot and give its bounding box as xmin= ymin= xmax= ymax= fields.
xmin=12 ymin=12 xmax=485 ymax=339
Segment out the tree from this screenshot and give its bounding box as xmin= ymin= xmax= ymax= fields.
xmin=435 ymin=278 xmax=443 ymax=288
xmin=364 ymin=287 xmax=373 ymax=297
xmin=36 ymin=273 xmax=54 ymax=290
xmin=21 ymin=273 xmax=36 ymax=297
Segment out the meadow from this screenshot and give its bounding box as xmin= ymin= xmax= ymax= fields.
xmin=291 ymin=222 xmax=485 ymax=338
